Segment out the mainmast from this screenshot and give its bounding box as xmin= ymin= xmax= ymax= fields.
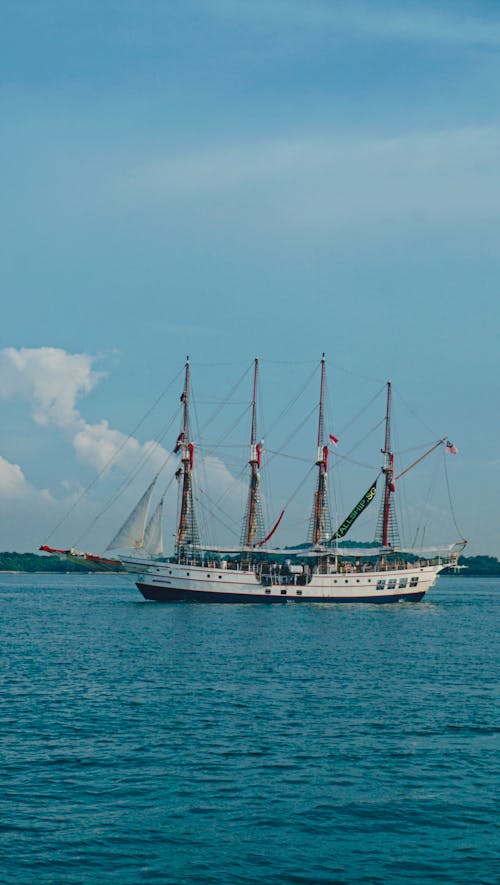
xmin=241 ymin=358 xmax=264 ymax=547
xmin=309 ymin=354 xmax=332 ymax=546
xmin=176 ymin=356 xmax=199 ymax=553
xmin=375 ymin=381 xmax=399 ymax=548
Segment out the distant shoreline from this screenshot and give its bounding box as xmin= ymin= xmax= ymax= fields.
xmin=0 ymin=551 xmax=499 ymax=577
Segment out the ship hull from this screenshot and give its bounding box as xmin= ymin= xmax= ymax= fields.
xmin=131 ymin=559 xmax=442 ymax=604
xmin=136 ymin=582 xmax=427 ymax=603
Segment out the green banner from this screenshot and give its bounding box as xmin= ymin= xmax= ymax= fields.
xmin=330 ymin=480 xmax=378 ymax=541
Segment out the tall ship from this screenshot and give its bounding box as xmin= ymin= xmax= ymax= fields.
xmin=42 ymin=356 xmax=465 ymax=602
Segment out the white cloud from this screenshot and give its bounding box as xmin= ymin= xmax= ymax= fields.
xmin=0 ymin=454 xmax=51 ymax=502
xmin=0 ymin=347 xmax=249 ymax=550
xmin=0 ymin=347 xmax=103 ymax=428
xmin=73 ymin=420 xmax=142 ymax=472
xmin=0 ymin=455 xmax=29 ymax=498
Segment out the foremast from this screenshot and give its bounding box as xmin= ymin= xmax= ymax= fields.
xmin=241 ymin=358 xmax=265 ymax=547
xmin=375 ymin=381 xmax=400 ymax=548
xmin=309 ymin=354 xmax=333 ymax=546
xmin=176 ymin=357 xmax=199 ymax=554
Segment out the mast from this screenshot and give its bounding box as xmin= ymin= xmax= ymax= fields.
xmin=176 ymin=356 xmax=199 ymax=553
xmin=375 ymin=381 xmax=399 ymax=548
xmin=309 ymin=354 xmax=332 ymax=546
xmin=241 ymin=358 xmax=264 ymax=547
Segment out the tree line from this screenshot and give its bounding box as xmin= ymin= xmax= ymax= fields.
xmin=0 ymin=551 xmax=499 ymax=575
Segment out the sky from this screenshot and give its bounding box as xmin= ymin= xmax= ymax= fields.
xmin=1 ymin=0 xmax=499 ymax=556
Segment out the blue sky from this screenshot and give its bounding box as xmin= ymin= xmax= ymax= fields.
xmin=1 ymin=0 xmax=499 ymax=556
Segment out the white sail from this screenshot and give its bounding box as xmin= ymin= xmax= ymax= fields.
xmin=143 ymin=496 xmax=164 ymax=556
xmin=106 ymin=477 xmax=157 ymax=551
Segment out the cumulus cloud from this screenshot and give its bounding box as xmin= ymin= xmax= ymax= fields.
xmin=0 ymin=346 xmax=248 ymax=550
xmin=0 ymin=346 xmax=103 ymax=428
xmin=0 ymin=347 xmax=167 ymax=475
xmin=0 ymin=454 xmax=51 ymax=502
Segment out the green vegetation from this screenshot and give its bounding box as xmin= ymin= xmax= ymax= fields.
xmin=0 ymin=552 xmax=124 ymax=573
xmin=442 ymin=555 xmax=500 ymax=577
xmin=0 ymin=551 xmax=499 ymax=575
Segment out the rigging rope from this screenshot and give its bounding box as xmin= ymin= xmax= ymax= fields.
xmin=73 ymin=407 xmax=181 ymax=546
xmin=263 ymin=364 xmax=318 ymax=440
xmin=443 ymin=447 xmax=466 ymax=540
xmin=44 ymin=366 xmax=184 ymax=544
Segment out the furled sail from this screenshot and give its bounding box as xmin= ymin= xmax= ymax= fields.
xmin=142 ymin=496 xmax=164 ymax=556
xmin=106 ymin=477 xmax=157 ymax=551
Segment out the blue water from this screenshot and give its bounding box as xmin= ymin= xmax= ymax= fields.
xmin=0 ymin=574 xmax=498 ymax=885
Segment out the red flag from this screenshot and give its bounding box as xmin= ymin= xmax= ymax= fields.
xmin=445 ymin=441 xmax=458 ymax=455
xmin=188 ymin=442 xmax=195 ymax=469
xmin=256 ymin=441 xmax=263 ymax=469
xmin=329 ymin=433 xmax=339 ymax=445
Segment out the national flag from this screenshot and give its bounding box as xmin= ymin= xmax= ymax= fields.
xmin=329 ymin=433 xmax=339 ymax=445
xmin=445 ymin=441 xmax=458 ymax=455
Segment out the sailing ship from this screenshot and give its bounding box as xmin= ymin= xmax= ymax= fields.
xmin=50 ymin=355 xmax=463 ymax=603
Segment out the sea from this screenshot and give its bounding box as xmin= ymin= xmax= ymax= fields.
xmin=0 ymin=573 xmax=498 ymax=885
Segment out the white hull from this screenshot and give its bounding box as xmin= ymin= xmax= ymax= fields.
xmin=120 ymin=557 xmax=445 ymax=603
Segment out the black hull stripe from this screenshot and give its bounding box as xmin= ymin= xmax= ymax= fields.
xmin=136 ymin=583 xmax=427 ymax=604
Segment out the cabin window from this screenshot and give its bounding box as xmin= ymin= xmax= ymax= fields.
xmin=265 ymin=588 xmax=271 ymax=594
xmin=280 ymin=589 xmax=287 ymax=595
xmin=410 ymin=577 xmax=419 ymax=587
xmin=296 ymin=589 xmax=302 ymax=596
xmin=377 ymin=580 xmax=386 ymax=590
xmin=388 ymin=579 xmax=397 ymax=589
xmin=399 ymin=578 xmax=408 ymax=588
xmin=187 ymin=572 xmax=190 ymax=577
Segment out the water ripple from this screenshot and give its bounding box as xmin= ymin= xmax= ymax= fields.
xmin=0 ymin=574 xmax=498 ymax=884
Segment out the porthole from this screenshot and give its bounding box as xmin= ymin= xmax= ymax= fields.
xmin=345 ymin=579 xmax=349 ymax=583
xmin=265 ymin=588 xmax=271 ymax=594
xmin=280 ymin=589 xmax=287 ymax=595
xmin=296 ymin=589 xmax=302 ymax=596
